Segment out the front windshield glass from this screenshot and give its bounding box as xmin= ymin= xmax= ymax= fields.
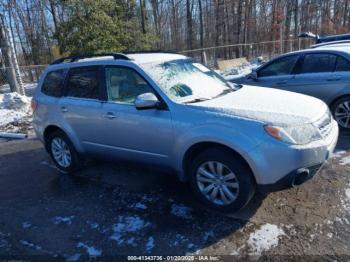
xmin=141 ymin=59 xmax=235 ymax=103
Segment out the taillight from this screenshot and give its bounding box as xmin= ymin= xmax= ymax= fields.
xmin=31 ymin=99 xmax=38 ymax=112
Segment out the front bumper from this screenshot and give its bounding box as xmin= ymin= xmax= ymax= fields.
xmin=245 ymin=119 xmax=339 ymax=190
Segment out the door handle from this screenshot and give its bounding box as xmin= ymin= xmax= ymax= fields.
xmin=61 ymin=106 xmax=68 ymax=113
xmin=104 ymin=112 xmax=117 ymax=119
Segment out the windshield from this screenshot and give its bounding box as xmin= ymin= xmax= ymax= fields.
xmin=141 ymin=59 xmax=235 ymax=103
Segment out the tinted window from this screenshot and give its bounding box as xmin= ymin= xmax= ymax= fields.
xmin=66 ymin=67 xmax=100 ymax=99
xmin=335 ymin=56 xmax=350 ymax=71
xmin=300 ymin=54 xmax=336 ymax=74
xmin=42 ymin=69 xmax=66 ymax=97
xmin=258 ymin=55 xmax=299 ymax=77
xmin=105 ymin=67 xmax=154 ymax=104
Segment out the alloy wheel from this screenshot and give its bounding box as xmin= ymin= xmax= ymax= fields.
xmin=51 ymin=137 xmax=72 ymax=168
xmin=334 ymin=100 xmax=350 ymax=128
xmin=196 ymin=161 xmax=239 ymax=206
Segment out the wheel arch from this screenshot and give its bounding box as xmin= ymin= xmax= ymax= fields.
xmin=329 ymin=94 xmax=350 ymax=109
xmin=43 ymin=125 xmax=83 ymax=153
xmin=182 ymin=141 xmax=257 ymax=184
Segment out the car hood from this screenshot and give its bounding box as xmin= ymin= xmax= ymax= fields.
xmin=188 ymin=85 xmax=328 ymax=125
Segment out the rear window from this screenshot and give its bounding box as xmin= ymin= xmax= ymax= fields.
xmin=335 ymin=56 xmax=350 ymax=71
xmin=41 ymin=69 xmax=66 ymax=97
xmin=300 ymin=54 xmax=337 ymax=73
xmin=66 ymin=67 xmax=100 ymax=99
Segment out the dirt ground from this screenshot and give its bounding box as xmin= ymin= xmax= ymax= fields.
xmin=0 ymin=135 xmax=349 ymax=260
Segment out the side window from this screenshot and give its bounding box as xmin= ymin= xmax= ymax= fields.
xmin=41 ymin=69 xmax=66 ymax=97
xmin=300 ymin=54 xmax=336 ymax=74
xmin=66 ymin=67 xmax=100 ymax=99
xmin=335 ymin=56 xmax=350 ymax=71
xmin=105 ymin=67 xmax=154 ymax=104
xmin=258 ymin=55 xmax=299 ymax=77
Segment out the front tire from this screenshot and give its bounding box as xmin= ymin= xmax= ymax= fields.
xmin=188 ymin=148 xmax=256 ymax=213
xmin=46 ymin=130 xmax=80 ymax=174
xmin=331 ymin=96 xmax=350 ymax=131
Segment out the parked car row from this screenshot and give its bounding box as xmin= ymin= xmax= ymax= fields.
xmin=228 ymin=42 xmax=350 ymax=130
xmin=32 ymin=50 xmax=339 ymax=213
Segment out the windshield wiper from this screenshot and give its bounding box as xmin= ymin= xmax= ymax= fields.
xmin=184 ymin=98 xmax=210 ymax=104
xmin=214 ymin=88 xmax=235 ymax=98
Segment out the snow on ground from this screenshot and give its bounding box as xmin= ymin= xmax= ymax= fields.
xmin=0 ymin=83 xmax=37 ymax=95
xmin=340 ymin=156 xmax=350 ymax=166
xmin=247 ymin=223 xmax=285 ymax=256
xmin=77 ymin=242 xmax=102 ymax=256
xmin=0 ymin=92 xmax=32 ymax=133
xmin=170 ymin=203 xmax=193 ymax=220
xmin=146 ymin=236 xmax=155 ymax=252
xmin=331 ymin=150 xmax=347 ymax=158
xmin=51 ymin=216 xmax=75 ymax=225
xmin=110 ymin=215 xmax=151 ymax=245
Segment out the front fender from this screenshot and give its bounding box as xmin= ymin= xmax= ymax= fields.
xmin=171 ymin=122 xmax=265 ymax=179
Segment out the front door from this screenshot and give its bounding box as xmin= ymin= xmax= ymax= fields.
xmin=96 ymin=66 xmax=174 ymax=165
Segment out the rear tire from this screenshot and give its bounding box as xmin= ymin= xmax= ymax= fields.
xmin=188 ymin=148 xmax=256 ymax=213
xmin=331 ymin=96 xmax=350 ymax=131
xmin=46 ymin=130 xmax=80 ymax=174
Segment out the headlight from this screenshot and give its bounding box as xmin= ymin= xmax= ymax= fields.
xmin=264 ymin=124 xmax=322 ymax=145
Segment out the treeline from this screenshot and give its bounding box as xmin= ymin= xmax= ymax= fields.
xmin=1 ymin=0 xmax=350 ymax=66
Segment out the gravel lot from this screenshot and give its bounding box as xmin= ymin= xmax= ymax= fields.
xmin=0 ymin=134 xmax=349 ymax=260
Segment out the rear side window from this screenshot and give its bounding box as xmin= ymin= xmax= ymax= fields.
xmin=258 ymin=55 xmax=299 ymax=77
xmin=335 ymin=56 xmax=350 ymax=71
xmin=41 ymin=69 xmax=66 ymax=97
xmin=300 ymin=54 xmax=336 ymax=74
xmin=66 ymin=67 xmax=100 ymax=99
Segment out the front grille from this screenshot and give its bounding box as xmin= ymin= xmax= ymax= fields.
xmin=315 ymin=112 xmax=333 ymax=138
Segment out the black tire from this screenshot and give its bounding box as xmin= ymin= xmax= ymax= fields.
xmin=331 ymin=96 xmax=350 ymax=131
xmin=188 ymin=147 xmax=256 ymax=213
xmin=46 ymin=130 xmax=81 ymax=174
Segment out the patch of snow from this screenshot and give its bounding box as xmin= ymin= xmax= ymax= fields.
xmin=66 ymin=253 xmax=81 ymax=262
xmin=133 ymin=202 xmax=147 ymax=210
xmin=110 ymin=216 xmax=150 ymax=245
xmin=146 ymin=236 xmax=154 ymax=252
xmin=247 ymin=224 xmax=285 ymax=256
xmin=170 ymin=204 xmax=193 ymax=219
xmin=20 ymin=240 xmax=42 ymax=250
xmin=51 ymin=216 xmax=74 ymax=225
xmin=344 ymin=182 xmax=350 ymax=213
xmin=340 ymin=156 xmax=350 ymax=166
xmin=331 ymin=150 xmax=347 ymax=158
xmin=77 ymin=242 xmax=102 ymax=256
xmin=22 ymin=222 xmax=32 ymax=229
xmin=0 ymin=92 xmax=32 ymax=133
xmin=0 ymin=83 xmax=37 ymax=94
xmin=86 ymin=221 xmax=99 ymax=230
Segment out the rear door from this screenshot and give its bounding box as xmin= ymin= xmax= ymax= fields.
xmin=291 ymin=53 xmax=345 ymax=101
xmin=59 ymin=66 xmax=105 ymax=151
xmin=251 ymin=54 xmax=300 ymax=90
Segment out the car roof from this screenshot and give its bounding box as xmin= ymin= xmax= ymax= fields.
xmin=272 ymin=45 xmax=350 ymax=59
xmin=46 ymin=52 xmax=188 ymax=72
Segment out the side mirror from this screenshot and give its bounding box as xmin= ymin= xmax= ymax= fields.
xmin=135 ymin=93 xmax=161 ymax=110
xmin=248 ymin=70 xmax=258 ymax=81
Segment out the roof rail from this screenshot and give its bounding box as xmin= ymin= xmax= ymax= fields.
xmin=50 ymin=53 xmax=131 ymax=65
xmin=124 ymin=49 xmax=178 ymax=54
xmin=311 ymin=40 xmax=350 ymax=48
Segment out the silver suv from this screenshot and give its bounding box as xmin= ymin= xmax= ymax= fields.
xmin=32 ymin=53 xmax=339 ymax=212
